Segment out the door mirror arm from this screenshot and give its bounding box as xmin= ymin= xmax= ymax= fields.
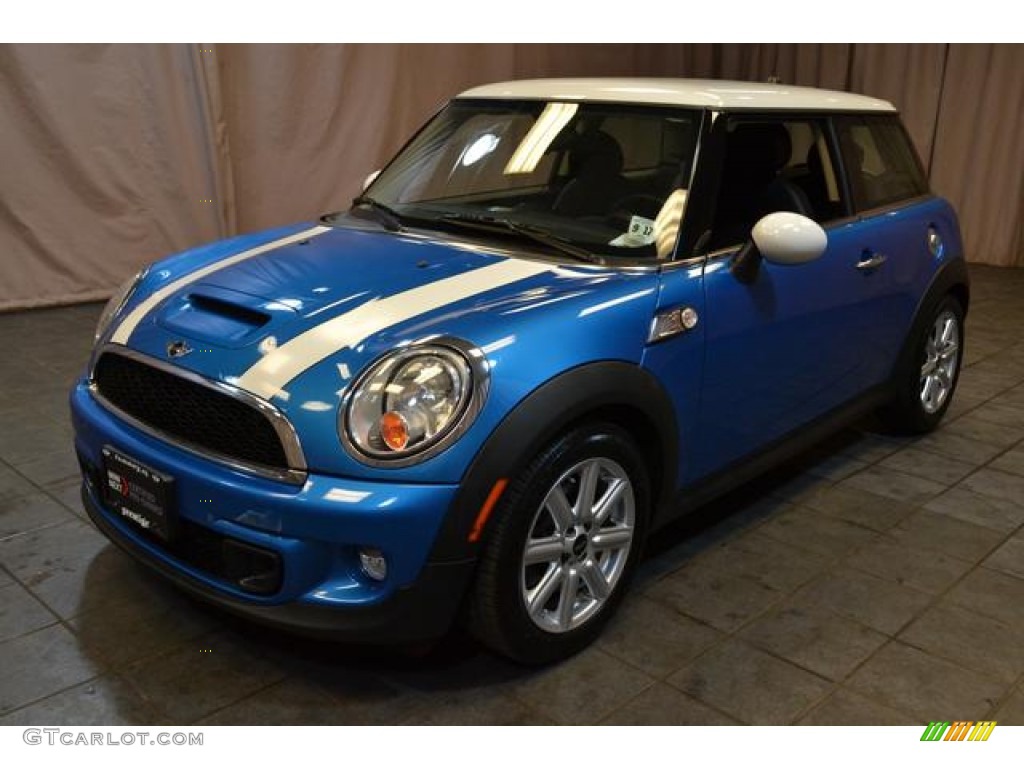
xmin=730 ymin=240 xmax=762 ymax=284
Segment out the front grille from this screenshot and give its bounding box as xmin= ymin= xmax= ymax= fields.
xmin=92 ymin=350 xmax=292 ymax=473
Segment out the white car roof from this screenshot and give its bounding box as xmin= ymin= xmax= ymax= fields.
xmin=459 ymin=78 xmax=895 ymax=113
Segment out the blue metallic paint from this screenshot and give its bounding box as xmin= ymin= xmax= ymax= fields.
xmin=111 ymin=223 xmax=313 ymax=333
xmin=72 ymin=381 xmax=459 ymax=606
xmin=112 ymin=223 xmax=662 ymax=482
xmin=681 ymin=197 xmax=960 ymax=481
xmin=73 ymin=221 xmax=663 ymax=610
xmin=72 ymin=188 xmax=964 ymax=635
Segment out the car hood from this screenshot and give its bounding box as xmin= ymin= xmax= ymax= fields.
xmin=109 ymin=217 xmax=659 ymax=403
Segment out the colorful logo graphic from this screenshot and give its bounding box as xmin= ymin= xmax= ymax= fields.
xmin=920 ymin=721 xmax=997 ymax=742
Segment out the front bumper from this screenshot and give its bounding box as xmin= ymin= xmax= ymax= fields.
xmin=71 ymin=380 xmax=475 ymax=643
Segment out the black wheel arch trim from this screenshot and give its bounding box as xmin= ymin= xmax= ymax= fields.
xmin=428 ymin=360 xmax=679 ymax=562
xmin=890 ymin=256 xmax=970 ymax=386
xmin=921 ymin=256 xmax=970 ymax=317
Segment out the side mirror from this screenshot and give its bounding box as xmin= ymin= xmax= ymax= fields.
xmin=731 ymin=212 xmax=827 ymax=283
xmin=753 ymin=212 xmax=827 ymax=265
xmin=362 ymin=169 xmax=381 ymax=192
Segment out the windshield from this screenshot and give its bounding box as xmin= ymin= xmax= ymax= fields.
xmin=363 ymin=99 xmax=702 ymax=262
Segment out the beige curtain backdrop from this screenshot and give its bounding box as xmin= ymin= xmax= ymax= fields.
xmin=217 ymin=44 xmax=685 ymax=232
xmin=930 ymin=45 xmax=1024 ymax=271
xmin=0 ymin=45 xmax=233 ymax=309
xmin=1 ymin=43 xmax=1021 ymax=310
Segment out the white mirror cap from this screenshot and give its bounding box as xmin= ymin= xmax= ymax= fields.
xmin=362 ymin=169 xmax=381 ymax=192
xmin=751 ymin=211 xmax=827 ymax=265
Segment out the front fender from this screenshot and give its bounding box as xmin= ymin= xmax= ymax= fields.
xmin=429 ymin=361 xmax=679 ymax=561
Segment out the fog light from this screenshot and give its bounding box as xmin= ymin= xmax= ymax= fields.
xmin=359 ymin=547 xmax=388 ymax=581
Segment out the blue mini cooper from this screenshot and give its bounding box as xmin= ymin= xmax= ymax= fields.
xmin=72 ymin=78 xmax=968 ymax=664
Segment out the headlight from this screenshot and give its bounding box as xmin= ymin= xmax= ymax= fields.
xmin=340 ymin=341 xmax=488 ymax=466
xmin=94 ymin=269 xmax=147 ymax=344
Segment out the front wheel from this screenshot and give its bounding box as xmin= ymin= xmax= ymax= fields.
xmin=879 ymin=294 xmax=964 ymax=434
xmin=466 ymin=423 xmax=649 ymax=665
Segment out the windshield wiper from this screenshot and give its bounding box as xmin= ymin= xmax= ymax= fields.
xmin=350 ymin=195 xmax=404 ymax=232
xmin=437 ymin=213 xmax=603 ymax=265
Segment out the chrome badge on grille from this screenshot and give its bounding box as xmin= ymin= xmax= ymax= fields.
xmin=166 ymin=340 xmax=193 ymax=359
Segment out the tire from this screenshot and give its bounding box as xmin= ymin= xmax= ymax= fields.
xmin=466 ymin=422 xmax=650 ymax=665
xmin=879 ymin=294 xmax=965 ymax=434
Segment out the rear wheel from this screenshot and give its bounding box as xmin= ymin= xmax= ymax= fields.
xmin=879 ymin=294 xmax=964 ymax=434
xmin=466 ymin=423 xmax=649 ymax=665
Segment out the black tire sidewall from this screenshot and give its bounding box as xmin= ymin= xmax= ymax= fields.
xmin=471 ymin=423 xmax=650 ymax=665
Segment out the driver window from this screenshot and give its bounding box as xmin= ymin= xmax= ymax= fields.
xmin=708 ymin=118 xmax=845 ymax=252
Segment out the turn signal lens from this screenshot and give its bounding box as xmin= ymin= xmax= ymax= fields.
xmin=379 ymin=411 xmax=410 ymax=451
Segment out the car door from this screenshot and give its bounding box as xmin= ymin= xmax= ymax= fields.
xmin=684 ymin=113 xmax=894 ymax=482
xmin=833 ymin=114 xmax=941 ymax=370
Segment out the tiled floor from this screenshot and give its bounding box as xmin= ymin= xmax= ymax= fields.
xmin=2 ymin=266 xmax=1024 ymax=725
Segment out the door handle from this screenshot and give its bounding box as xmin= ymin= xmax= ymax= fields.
xmin=856 ymin=252 xmax=888 ymax=271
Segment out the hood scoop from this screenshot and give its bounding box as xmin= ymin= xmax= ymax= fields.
xmin=189 ymin=293 xmax=271 ymax=328
xmin=156 ymin=283 xmax=298 ymax=349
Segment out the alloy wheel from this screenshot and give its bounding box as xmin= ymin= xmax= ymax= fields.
xmin=519 ymin=457 xmax=635 ymax=633
xmin=919 ymin=308 xmax=960 ymax=414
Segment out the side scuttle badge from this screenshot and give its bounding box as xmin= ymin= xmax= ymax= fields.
xmin=648 ymin=306 xmax=699 ymax=344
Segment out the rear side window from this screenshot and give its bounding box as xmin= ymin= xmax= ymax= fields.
xmin=836 ymin=115 xmax=929 ymax=211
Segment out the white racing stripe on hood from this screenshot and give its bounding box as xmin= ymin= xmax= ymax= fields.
xmin=109 ymin=225 xmax=331 ymax=345
xmin=237 ymin=258 xmax=553 ymax=401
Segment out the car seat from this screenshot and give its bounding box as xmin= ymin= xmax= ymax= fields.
xmin=553 ymin=131 xmax=630 ymax=217
xmin=711 ymin=123 xmax=814 ymax=249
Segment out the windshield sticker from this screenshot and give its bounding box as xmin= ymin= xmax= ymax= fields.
xmin=610 ymin=215 xmax=657 ymax=248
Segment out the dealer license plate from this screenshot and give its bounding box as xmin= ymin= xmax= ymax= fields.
xmin=101 ymin=446 xmax=177 ymax=542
